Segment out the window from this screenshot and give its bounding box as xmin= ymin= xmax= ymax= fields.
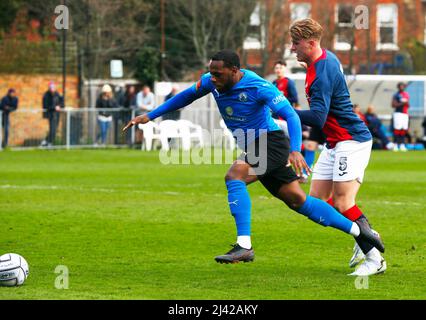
xmin=290 ymin=3 xmax=311 ymax=22
xmin=243 ymin=3 xmax=264 ymax=50
xmin=376 ymin=4 xmax=398 ymax=50
xmin=334 ymin=4 xmax=355 ymax=51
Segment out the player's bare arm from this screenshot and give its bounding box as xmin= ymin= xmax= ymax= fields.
xmin=123 ymin=113 xmax=150 ymax=132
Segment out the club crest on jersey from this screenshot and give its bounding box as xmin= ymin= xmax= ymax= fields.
xmin=225 ymin=106 xmax=233 ymax=116
xmin=238 ymin=92 xmax=248 ymax=102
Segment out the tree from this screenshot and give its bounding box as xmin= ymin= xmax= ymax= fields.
xmin=167 ymin=0 xmax=257 ymax=69
xmin=135 ymin=47 xmax=159 ymax=87
xmin=68 ymin=0 xmax=155 ymax=78
xmin=0 ymin=0 xmax=22 ymax=35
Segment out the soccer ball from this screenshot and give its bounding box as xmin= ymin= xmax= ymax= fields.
xmin=0 ymin=253 xmax=30 ymax=287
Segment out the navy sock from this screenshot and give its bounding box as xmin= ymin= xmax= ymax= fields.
xmin=226 ymin=180 xmax=251 ymax=236
xmin=296 ymin=195 xmax=353 ymax=234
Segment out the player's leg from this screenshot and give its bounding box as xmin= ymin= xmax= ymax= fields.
xmin=308 ymin=143 xmax=334 ymax=200
xmin=332 ymin=180 xmax=386 ymax=275
xmin=259 ymin=172 xmax=384 ymax=254
xmin=272 ymin=179 xmax=357 ymax=234
xmin=304 ymin=140 xmax=317 ymax=173
xmin=331 ymin=140 xmax=386 ymax=275
xmin=302 ymin=128 xmax=326 ymax=183
xmin=215 ymin=160 xmax=257 ymax=264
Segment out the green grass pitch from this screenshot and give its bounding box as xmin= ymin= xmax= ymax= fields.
xmin=0 ymin=149 xmax=425 ymax=299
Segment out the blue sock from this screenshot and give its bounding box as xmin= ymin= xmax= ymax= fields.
xmin=296 ymin=195 xmax=353 ymax=234
xmin=225 ymin=180 xmax=251 ymax=236
xmin=304 ymin=149 xmax=315 ymax=175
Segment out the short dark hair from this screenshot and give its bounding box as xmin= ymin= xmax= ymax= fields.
xmin=211 ymin=50 xmax=240 ymax=69
xmin=274 ymin=60 xmax=287 ymax=66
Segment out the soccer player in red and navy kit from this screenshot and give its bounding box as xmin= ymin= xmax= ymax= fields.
xmin=290 ymin=19 xmax=386 ymax=276
xmin=392 ymin=82 xmax=410 ymax=151
xmin=272 ymin=60 xmax=299 ymax=108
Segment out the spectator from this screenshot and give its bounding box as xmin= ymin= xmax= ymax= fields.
xmin=114 ymin=85 xmax=126 ymax=107
xmin=135 ymin=85 xmax=155 ymax=144
xmin=113 ymin=85 xmax=126 ymax=144
xmin=122 ymin=86 xmax=137 ymax=145
xmin=364 ymin=105 xmax=393 ymax=150
xmin=124 ymin=85 xmax=137 ymax=110
xmin=162 ymin=86 xmax=181 ymax=121
xmin=271 ymin=60 xmax=298 ymax=119
xmin=42 ymin=81 xmax=63 ymax=147
xmin=96 ymin=84 xmax=118 ymax=145
xmin=418 ymin=118 xmax=426 ymax=148
xmin=136 ymin=85 xmax=155 ymax=115
xmin=0 ymin=89 xmax=19 ymax=148
xmin=353 ymin=104 xmax=366 ymax=123
xmin=391 ymin=82 xmax=410 ymax=151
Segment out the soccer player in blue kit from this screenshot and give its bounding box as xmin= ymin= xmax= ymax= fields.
xmin=123 ymin=50 xmax=384 ymax=266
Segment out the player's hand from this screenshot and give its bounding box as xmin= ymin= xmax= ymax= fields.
xmin=122 ymin=114 xmax=150 ymax=132
xmin=287 ymin=151 xmax=312 ymax=177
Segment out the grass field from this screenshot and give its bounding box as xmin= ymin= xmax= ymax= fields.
xmin=0 ymin=149 xmax=425 ymax=300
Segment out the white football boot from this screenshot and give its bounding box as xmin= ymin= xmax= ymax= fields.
xmin=399 ymin=144 xmax=407 ymax=152
xmin=349 ymin=229 xmax=380 ymax=268
xmin=348 ymin=247 xmax=386 ymax=276
xmin=349 ymin=242 xmax=365 ymax=268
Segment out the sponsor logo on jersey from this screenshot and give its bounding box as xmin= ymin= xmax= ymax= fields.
xmin=225 ymin=106 xmax=233 ymax=116
xmin=272 ymin=94 xmax=286 ymax=105
xmin=238 ymin=92 xmax=248 ymax=102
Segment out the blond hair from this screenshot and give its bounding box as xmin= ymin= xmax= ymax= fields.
xmin=290 ymin=18 xmax=323 ymax=42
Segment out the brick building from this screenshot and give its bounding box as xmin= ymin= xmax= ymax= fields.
xmin=243 ymin=0 xmax=426 ymax=75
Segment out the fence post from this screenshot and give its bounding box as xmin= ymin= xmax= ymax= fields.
xmin=131 ymin=109 xmax=135 ymax=145
xmin=66 ymin=109 xmax=71 ymax=150
xmin=0 ymin=111 xmax=3 ymax=151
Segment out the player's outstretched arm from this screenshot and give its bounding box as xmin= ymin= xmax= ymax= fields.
xmin=122 ymin=84 xmax=208 ymax=132
xmin=123 ymin=113 xmax=150 ymax=132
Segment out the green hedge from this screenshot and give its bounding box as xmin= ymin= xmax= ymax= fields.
xmin=0 ymin=39 xmax=77 ymax=74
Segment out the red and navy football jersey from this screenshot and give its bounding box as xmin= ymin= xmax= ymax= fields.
xmin=392 ymin=91 xmax=410 ymax=114
xmin=304 ymin=49 xmax=371 ymax=148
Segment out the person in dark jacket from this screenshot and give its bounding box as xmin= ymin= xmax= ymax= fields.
xmin=161 ymin=86 xmax=181 ymax=121
xmin=42 ymin=82 xmax=63 ymax=146
xmin=365 ymin=105 xmax=393 ymax=150
xmin=0 ymin=89 xmax=19 ymax=148
xmin=96 ymin=84 xmax=118 ymax=145
xmin=122 ymin=85 xmax=137 ymax=145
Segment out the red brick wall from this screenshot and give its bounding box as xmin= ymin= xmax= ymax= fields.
xmin=0 ymin=74 xmax=79 ymax=146
xmin=247 ymin=0 xmax=426 ymax=74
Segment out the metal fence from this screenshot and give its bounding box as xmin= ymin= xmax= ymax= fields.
xmin=0 ymin=93 xmax=223 ymax=150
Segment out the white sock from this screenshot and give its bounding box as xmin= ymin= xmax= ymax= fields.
xmin=366 ymin=248 xmax=382 ymax=262
xmin=237 ymin=236 xmax=252 ymax=249
xmin=349 ymin=223 xmax=360 ymax=237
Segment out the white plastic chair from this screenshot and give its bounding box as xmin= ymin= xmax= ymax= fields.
xmin=177 ymin=120 xmax=204 ymax=147
xmin=220 ymin=119 xmax=235 ymax=150
xmin=138 ymin=122 xmax=161 ymax=151
xmin=158 ymin=120 xmax=191 ymax=151
xmin=273 ymin=118 xmax=289 ymax=137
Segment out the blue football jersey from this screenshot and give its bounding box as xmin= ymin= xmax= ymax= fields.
xmin=148 ymin=69 xmax=302 ymax=151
